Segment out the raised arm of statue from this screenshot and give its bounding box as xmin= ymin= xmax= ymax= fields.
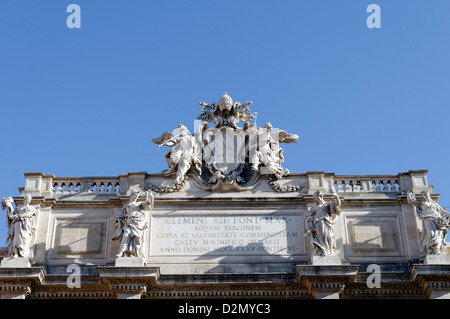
xmin=1 ymin=197 xmax=15 ymax=232
xmin=1 ymin=197 xmax=14 ymax=220
xmin=407 ymin=189 xmax=421 ymax=207
xmin=331 ymin=189 xmax=341 ymax=208
xmin=142 ymin=190 xmax=154 ymax=210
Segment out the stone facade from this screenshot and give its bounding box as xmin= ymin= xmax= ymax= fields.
xmin=0 ymin=169 xmax=449 ymax=299
xmin=1 ymin=93 xmax=449 ymax=299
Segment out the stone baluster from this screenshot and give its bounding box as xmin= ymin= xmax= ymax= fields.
xmin=382 ymin=179 xmax=389 ymax=192
xmin=70 ymin=182 xmax=78 ymax=194
xmin=54 ymin=182 xmax=63 ymax=195
xmin=107 ymin=182 xmax=114 ymax=194
xmin=374 ymin=180 xmax=382 ymax=192
xmin=336 ymin=181 xmax=344 ymax=192
xmin=92 ymin=182 xmax=99 ymax=194
xmin=52 ymin=178 xmax=121 ymax=195
xmin=109 ymin=182 xmax=118 ymax=194
xmin=352 ymin=180 xmax=361 ymax=192
xmin=345 ymin=180 xmax=351 ymax=192
xmin=100 ymin=182 xmax=106 ymax=194
xmin=393 ymin=180 xmax=399 ymax=192
xmin=386 ymin=179 xmax=393 ymax=192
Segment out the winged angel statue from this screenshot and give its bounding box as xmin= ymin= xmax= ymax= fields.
xmin=151 ymin=92 xmax=299 ymax=190
xmin=152 ymin=124 xmax=202 ymax=184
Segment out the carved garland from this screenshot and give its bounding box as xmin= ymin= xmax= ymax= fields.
xmin=144 ymin=175 xmax=304 ymax=193
xmin=264 ymin=175 xmax=304 ymax=193
xmin=144 ymin=176 xmax=188 ymax=193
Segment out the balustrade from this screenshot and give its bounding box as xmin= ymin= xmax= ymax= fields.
xmin=52 ymin=178 xmax=120 ymax=195
xmin=334 ymin=176 xmax=400 ymax=193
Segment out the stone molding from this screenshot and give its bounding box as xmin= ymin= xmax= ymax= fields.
xmin=0 ymin=263 xmax=447 ymax=298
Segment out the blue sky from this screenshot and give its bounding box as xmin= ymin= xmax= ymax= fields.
xmin=0 ymin=0 xmax=449 ymax=243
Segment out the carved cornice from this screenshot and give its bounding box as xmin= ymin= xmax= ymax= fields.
xmin=97 ymin=266 xmax=159 ymax=297
xmin=0 ymin=267 xmax=45 ymax=298
xmin=0 ymin=264 xmax=449 ymax=299
xmin=296 ymin=265 xmax=359 ymax=297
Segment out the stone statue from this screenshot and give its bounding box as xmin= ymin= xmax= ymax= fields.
xmin=407 ymin=189 xmax=450 ymax=258
xmin=1 ymin=194 xmax=36 ymax=259
xmin=249 ymin=122 xmax=293 ymax=179
xmin=113 ymin=189 xmax=154 ymax=258
xmin=152 ymin=124 xmax=202 ymax=184
xmin=305 ymin=189 xmax=341 ymax=257
xmin=198 ymin=92 xmax=253 ymax=129
xmin=150 ymin=92 xmax=299 ymax=191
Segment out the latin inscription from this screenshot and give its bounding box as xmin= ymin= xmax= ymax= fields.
xmin=151 ymin=215 xmax=303 ymax=256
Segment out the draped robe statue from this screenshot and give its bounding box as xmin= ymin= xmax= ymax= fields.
xmin=1 ymin=194 xmax=36 ymax=259
xmin=113 ymin=189 xmax=154 ymax=258
xmin=305 ymin=190 xmax=341 ymax=257
xmin=407 ymin=189 xmax=450 ymax=259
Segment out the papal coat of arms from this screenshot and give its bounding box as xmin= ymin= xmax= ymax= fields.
xmin=151 ymin=92 xmax=299 ymax=192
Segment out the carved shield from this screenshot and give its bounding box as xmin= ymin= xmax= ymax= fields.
xmin=202 ymin=127 xmax=246 ymax=175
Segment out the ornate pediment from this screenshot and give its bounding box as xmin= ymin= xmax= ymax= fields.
xmin=150 ymin=92 xmax=299 ymax=192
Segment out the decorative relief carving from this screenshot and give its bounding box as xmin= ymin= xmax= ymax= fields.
xmin=151 ymin=92 xmax=299 ymax=192
xmin=264 ymin=175 xmax=305 ymax=193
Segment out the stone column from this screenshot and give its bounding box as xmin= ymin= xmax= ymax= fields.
xmin=296 ymin=265 xmax=359 ymax=299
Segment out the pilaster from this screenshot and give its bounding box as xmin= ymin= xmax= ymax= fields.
xmin=118 ymin=171 xmax=147 ymax=196
xmin=306 ymin=171 xmax=334 ymax=194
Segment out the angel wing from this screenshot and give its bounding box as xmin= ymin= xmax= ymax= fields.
xmin=272 ymin=130 xmax=299 ymax=144
xmin=152 ymin=131 xmax=175 ymax=146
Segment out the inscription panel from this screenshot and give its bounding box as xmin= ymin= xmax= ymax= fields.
xmin=150 ymin=215 xmax=304 ymax=256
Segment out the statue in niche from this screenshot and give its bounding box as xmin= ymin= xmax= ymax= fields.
xmin=152 ymin=124 xmax=202 ymax=184
xmin=305 ymin=189 xmax=342 ymax=257
xmin=407 ymin=189 xmax=450 ymax=258
xmin=1 ymin=194 xmax=36 ymax=259
xmin=113 ymin=189 xmax=154 ymax=258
